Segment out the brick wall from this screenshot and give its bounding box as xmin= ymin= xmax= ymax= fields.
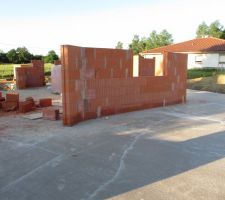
xmin=61 ymin=45 xmax=187 ymax=126
xmin=31 ymin=60 xmax=44 ymax=68
xmin=16 ymin=60 xmax=45 ymax=89
xmin=139 ymin=56 xmax=155 ymax=76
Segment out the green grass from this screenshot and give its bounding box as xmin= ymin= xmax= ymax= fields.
xmin=1 ymin=64 xmax=223 ymax=81
xmin=0 ymin=63 xmax=53 ymax=79
xmin=0 ymin=64 xmax=14 ymax=78
xmin=44 ymin=63 xmax=53 ymax=76
xmin=187 ymin=68 xmax=225 ymax=79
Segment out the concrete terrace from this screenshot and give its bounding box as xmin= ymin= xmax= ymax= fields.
xmin=0 ymin=89 xmax=225 ymax=200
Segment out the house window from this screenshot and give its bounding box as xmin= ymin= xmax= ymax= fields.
xmin=219 ymin=55 xmax=225 ymax=63
xmin=195 ymin=55 xmax=203 ymax=63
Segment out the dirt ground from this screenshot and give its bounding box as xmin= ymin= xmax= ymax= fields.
xmin=187 ymin=74 xmax=225 ymax=93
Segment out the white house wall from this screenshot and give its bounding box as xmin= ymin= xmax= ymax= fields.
xmin=133 ymin=55 xmax=139 ymax=77
xmin=144 ymin=53 xmax=225 ymax=69
xmin=188 ymin=53 xmax=219 ymax=69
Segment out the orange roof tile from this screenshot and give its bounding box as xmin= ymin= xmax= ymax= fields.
xmin=143 ymin=37 xmax=225 ymax=54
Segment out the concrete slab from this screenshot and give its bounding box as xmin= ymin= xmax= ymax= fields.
xmin=22 ymin=113 xmax=42 ymax=120
xmin=0 ymin=89 xmax=225 ymax=199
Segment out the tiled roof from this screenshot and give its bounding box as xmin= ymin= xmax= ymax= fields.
xmin=143 ymin=37 xmax=225 ymax=54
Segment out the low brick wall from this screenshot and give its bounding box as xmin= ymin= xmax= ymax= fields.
xmin=16 ymin=60 xmax=45 ymax=89
xmin=61 ymin=45 xmax=187 ymax=126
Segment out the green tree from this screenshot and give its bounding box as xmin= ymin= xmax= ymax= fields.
xmin=196 ymin=21 xmax=209 ymax=38
xmin=16 ymin=47 xmax=32 ymax=63
xmin=43 ymin=50 xmax=59 ymax=63
xmin=209 ymin=20 xmax=225 ymax=38
xmin=0 ymin=50 xmax=9 ymax=63
xmin=129 ymin=35 xmax=142 ymax=55
xmin=196 ymin=20 xmax=225 ymax=39
xmin=146 ymin=30 xmax=173 ymax=50
xmin=129 ymin=30 xmax=173 ymax=54
xmin=7 ymin=49 xmax=19 ymax=63
xmin=6 ymin=47 xmax=32 ymax=64
xmin=115 ymin=41 xmax=123 ymax=49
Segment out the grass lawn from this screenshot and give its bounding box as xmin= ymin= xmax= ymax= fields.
xmin=0 ymin=63 xmax=53 ymax=79
xmin=187 ymin=68 xmax=225 ymax=79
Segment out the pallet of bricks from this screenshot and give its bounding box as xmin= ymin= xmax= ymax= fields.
xmin=0 ymin=91 xmax=59 ymax=120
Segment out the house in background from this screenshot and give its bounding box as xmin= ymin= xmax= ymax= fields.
xmin=141 ymin=37 xmax=225 ymax=69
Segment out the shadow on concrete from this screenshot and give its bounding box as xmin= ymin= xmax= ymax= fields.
xmin=96 ymin=127 xmax=225 ymax=199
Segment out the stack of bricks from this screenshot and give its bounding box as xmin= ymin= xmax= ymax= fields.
xmin=15 ymin=60 xmax=45 ymax=89
xmin=1 ymin=93 xmax=19 ymax=112
xmin=19 ymin=97 xmax=53 ymax=113
xmin=19 ymin=97 xmax=36 ymax=113
xmin=61 ymin=45 xmax=187 ymax=126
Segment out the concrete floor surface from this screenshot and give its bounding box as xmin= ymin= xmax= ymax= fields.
xmin=0 ymin=89 xmax=225 ymax=200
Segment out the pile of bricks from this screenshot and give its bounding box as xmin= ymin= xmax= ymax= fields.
xmin=0 ymin=93 xmax=59 ymax=120
xmin=0 ymin=93 xmax=19 ymax=112
xmin=0 ymin=93 xmax=52 ymax=113
xmin=19 ymin=97 xmax=36 ymax=113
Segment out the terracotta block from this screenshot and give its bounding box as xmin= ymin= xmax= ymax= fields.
xmin=101 ymin=107 xmax=115 ymax=116
xmin=31 ymin=60 xmax=44 ymax=67
xmin=25 ymin=97 xmax=35 ymax=107
xmin=43 ymin=108 xmax=59 ymax=120
xmin=0 ymin=97 xmax=5 ymax=102
xmin=6 ymin=93 xmax=19 ymax=103
xmin=83 ymin=112 xmax=97 ymax=120
xmin=39 ymin=98 xmax=52 ymax=107
xmin=54 ymin=60 xmax=61 ymax=65
xmin=19 ymin=101 xmax=35 ymax=113
xmin=1 ymin=101 xmax=18 ymax=112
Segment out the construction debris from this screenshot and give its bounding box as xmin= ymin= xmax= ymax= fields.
xmin=0 ymin=92 xmax=56 ymax=120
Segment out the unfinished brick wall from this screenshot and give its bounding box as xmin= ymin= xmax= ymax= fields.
xmin=61 ymin=45 xmax=187 ymax=126
xmin=31 ymin=60 xmax=44 ymax=68
xmin=139 ymin=56 xmax=155 ymax=76
xmin=16 ymin=60 xmax=45 ymax=89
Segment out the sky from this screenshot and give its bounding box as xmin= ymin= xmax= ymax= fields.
xmin=1 ymin=0 xmax=225 ymax=55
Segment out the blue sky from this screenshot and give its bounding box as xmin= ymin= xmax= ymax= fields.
xmin=1 ymin=0 xmax=225 ymax=55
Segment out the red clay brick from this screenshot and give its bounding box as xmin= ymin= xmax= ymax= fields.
xmin=19 ymin=101 xmax=35 ymax=113
xmin=54 ymin=60 xmax=61 ymax=65
xmin=0 ymin=97 xmax=5 ymax=102
xmin=39 ymin=98 xmax=52 ymax=107
xmin=43 ymin=108 xmax=59 ymax=120
xmin=25 ymin=97 xmax=35 ymax=107
xmin=1 ymin=101 xmax=18 ymax=112
xmin=6 ymin=93 xmax=19 ymax=103
xmin=31 ymin=60 xmax=44 ymax=67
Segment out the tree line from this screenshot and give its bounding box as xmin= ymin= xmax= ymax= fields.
xmin=0 ymin=47 xmax=59 ymax=64
xmin=116 ymin=20 xmax=225 ymax=54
